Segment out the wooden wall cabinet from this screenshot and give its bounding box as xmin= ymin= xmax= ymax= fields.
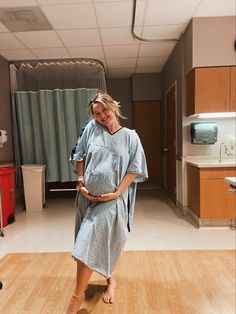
xmin=186 ymin=66 xmax=236 ymax=116
xmin=230 ymin=66 xmax=236 ymax=112
xmin=187 ymin=165 xmax=236 ymax=219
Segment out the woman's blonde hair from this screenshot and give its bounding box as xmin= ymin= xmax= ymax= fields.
xmin=87 ymin=92 xmax=126 ymax=121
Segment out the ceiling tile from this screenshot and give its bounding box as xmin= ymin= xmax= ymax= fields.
xmin=42 ymin=4 xmax=97 ymax=29
xmin=100 ymin=27 xmax=140 ymax=45
xmin=57 ymin=29 xmax=101 ymax=46
xmin=106 ymin=57 xmax=137 ymax=69
xmin=38 ymin=0 xmax=90 ymax=4
xmin=137 ymin=56 xmax=167 ymax=67
xmin=94 ymin=0 xmax=132 ymax=2
xmin=68 ymin=46 xmax=104 ymax=59
xmin=95 ymin=1 xmax=145 ymax=27
xmin=14 ymin=30 xmax=63 ymax=48
xmin=104 ymin=44 xmax=139 ymax=58
xmin=95 ymin=2 xmax=130 ymax=27
xmin=135 ymin=0 xmax=147 ymax=26
xmin=144 ymin=0 xmax=200 ymax=25
xmin=142 ymin=24 xmax=187 ymax=40
xmin=0 ymin=33 xmax=25 ymax=49
xmin=0 ymin=49 xmax=36 ymax=60
xmin=139 ymin=42 xmax=176 ymax=57
xmin=0 ymin=0 xmax=37 ymax=7
xmin=0 ymin=21 xmax=8 ymax=32
xmin=31 ymin=47 xmax=70 ymax=58
xmin=194 ymin=0 xmax=236 ymax=16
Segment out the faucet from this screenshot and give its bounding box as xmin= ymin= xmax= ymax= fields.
xmin=219 ymin=142 xmax=227 ymax=163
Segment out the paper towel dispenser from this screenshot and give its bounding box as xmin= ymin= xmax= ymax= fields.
xmin=190 ymin=122 xmax=218 ymax=145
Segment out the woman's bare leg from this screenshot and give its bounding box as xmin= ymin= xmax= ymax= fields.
xmin=102 ymin=276 xmax=117 ymax=304
xmin=66 ymin=260 xmax=92 ymax=314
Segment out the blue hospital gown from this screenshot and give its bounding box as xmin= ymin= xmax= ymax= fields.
xmin=72 ymin=119 xmax=148 ymax=278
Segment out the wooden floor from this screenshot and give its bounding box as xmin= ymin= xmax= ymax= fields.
xmin=0 ymin=251 xmax=235 ymax=314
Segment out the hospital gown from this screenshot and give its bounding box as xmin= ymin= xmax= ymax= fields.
xmin=72 ymin=119 xmax=148 ymax=278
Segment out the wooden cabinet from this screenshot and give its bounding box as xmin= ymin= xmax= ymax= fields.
xmin=186 ymin=66 xmax=236 ymax=116
xmin=187 ymin=165 xmax=236 ymax=219
xmin=230 ymin=66 xmax=236 ymax=112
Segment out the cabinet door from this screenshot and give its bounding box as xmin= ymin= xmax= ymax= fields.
xmin=187 ymin=165 xmax=200 ymax=217
xmin=230 ymin=66 xmax=236 ymax=112
xmin=186 ymin=70 xmax=195 ymax=116
xmin=201 ymin=179 xmax=236 ymax=219
xmin=195 ymin=67 xmax=231 ymax=113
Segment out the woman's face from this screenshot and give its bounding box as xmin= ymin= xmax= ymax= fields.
xmin=92 ymin=102 xmax=117 ymax=127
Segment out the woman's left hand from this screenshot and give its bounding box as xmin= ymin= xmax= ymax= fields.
xmin=97 ymin=192 xmax=119 ymax=202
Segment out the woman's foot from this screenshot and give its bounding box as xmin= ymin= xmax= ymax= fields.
xmin=102 ymin=277 xmax=116 ymax=304
xmin=66 ymin=292 xmax=85 ymax=314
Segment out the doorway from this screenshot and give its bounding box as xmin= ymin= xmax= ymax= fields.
xmin=134 ymin=101 xmax=162 ymax=188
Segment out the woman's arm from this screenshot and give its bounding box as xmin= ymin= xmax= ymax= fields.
xmin=98 ymin=172 xmax=138 ymax=202
xmin=76 ymin=160 xmax=84 ymax=190
xmin=76 ymin=160 xmax=84 ymax=177
xmin=76 ymin=160 xmax=99 ymax=201
xmin=116 ymin=173 xmax=138 ymax=196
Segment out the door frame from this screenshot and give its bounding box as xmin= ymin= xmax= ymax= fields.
xmin=163 ymin=81 xmax=178 ymax=205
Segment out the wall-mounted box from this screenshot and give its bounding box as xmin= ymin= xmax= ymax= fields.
xmin=190 ymin=122 xmax=218 ymax=145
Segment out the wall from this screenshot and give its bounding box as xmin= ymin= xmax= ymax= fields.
xmin=183 ymin=19 xmax=193 ymax=76
xmin=132 ymin=73 xmax=162 ymax=101
xmin=0 ymin=55 xmax=13 ymax=165
xmin=193 ymin=16 xmax=235 ymax=68
xmin=107 ymin=77 xmax=133 ymax=128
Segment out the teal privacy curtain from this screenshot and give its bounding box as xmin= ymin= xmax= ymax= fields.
xmin=11 ymin=88 xmax=98 ymax=183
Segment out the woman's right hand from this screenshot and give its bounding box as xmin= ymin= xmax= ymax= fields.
xmin=77 ymin=183 xmax=99 ymax=201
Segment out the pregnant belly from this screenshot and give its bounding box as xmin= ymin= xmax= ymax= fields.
xmin=84 ymin=171 xmax=116 ymax=196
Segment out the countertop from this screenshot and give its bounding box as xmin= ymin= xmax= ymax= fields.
xmin=224 ymin=177 xmax=236 ymax=187
xmin=185 ymin=156 xmax=236 ymax=168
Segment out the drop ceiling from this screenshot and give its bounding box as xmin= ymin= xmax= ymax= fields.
xmin=0 ymin=0 xmax=235 ymax=78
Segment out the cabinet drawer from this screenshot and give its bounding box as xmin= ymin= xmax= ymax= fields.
xmin=200 ymin=168 xmax=236 ymax=179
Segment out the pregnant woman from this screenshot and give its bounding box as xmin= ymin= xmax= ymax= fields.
xmin=66 ymin=92 xmax=148 ymax=313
